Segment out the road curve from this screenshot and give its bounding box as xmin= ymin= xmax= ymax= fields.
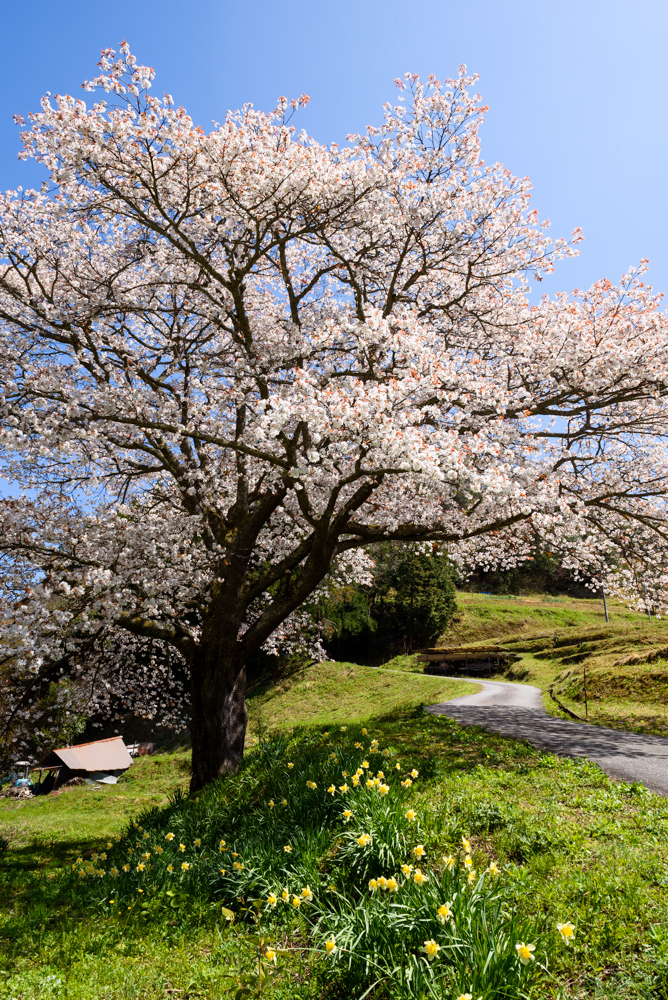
xmin=428 ymin=677 xmax=668 ymax=796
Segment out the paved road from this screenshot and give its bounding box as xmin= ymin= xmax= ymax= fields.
xmin=428 ymin=678 xmax=668 ymax=796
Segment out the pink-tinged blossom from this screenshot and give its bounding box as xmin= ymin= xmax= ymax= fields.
xmin=1 ymin=48 xmax=667 ymax=778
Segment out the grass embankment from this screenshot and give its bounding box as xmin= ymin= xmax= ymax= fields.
xmin=247 ymin=658 xmax=475 ymax=732
xmin=0 ymin=657 xmax=667 ymax=998
xmin=437 ymin=592 xmax=668 ymax=737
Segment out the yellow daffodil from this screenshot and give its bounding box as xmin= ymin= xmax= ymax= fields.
xmin=136 ymin=863 xmax=145 ymax=872
xmin=341 ymin=770 xmax=348 ymax=777
xmin=292 ymin=895 xmax=301 ymax=908
xmin=268 ymin=800 xmax=275 ymax=808
xmin=461 ymin=836 xmax=471 ymax=853
xmin=328 ymin=785 xmax=336 ymax=795
xmin=165 ymin=832 xmax=175 ymax=841
xmin=92 ymin=853 xmax=98 ymax=862
xmin=361 ymin=728 xmax=368 ymax=735
xmin=352 ymin=775 xmax=360 ymax=786
xmin=382 ymin=749 xmax=389 ymax=757
xmin=167 ymin=864 xmax=174 ymax=873
xmin=437 ymin=902 xmax=452 ymax=924
xmin=220 ymin=868 xmax=227 ymax=875
xmin=376 ymin=770 xmax=385 ymax=779
xmin=401 ymin=863 xmax=413 ymax=876
xmin=386 ymin=876 xmax=399 ymax=892
xmin=413 ymin=869 xmax=428 ymax=886
xmin=281 ymin=889 xmax=289 ymax=901
xmin=181 ymin=862 xmax=190 ymax=871
xmin=377 ymin=876 xmax=388 ymax=890
xmin=115 ymin=835 xmax=121 ymax=842
xmin=365 ymin=779 xmax=374 ymax=790
xmin=287 ymin=762 xmax=294 ymax=769
xmin=301 ymin=885 xmax=313 ymax=901
xmin=557 ymin=922 xmax=575 ymax=945
xmin=219 ymin=839 xmax=227 ymax=851
xmin=339 ymin=784 xmax=349 ymax=794
xmin=516 ymin=942 xmax=536 ymax=965
xmin=142 ymin=852 xmax=151 ymax=860
xmin=486 ymin=861 xmax=500 ymax=875
xmin=179 ymin=843 xmax=185 ymax=852
xmin=330 ymin=753 xmax=337 ymax=760
xmin=266 ymin=893 xmax=278 ymax=908
xmin=306 ymin=780 xmax=317 ymax=790
xmin=405 ymin=809 xmax=416 ymax=822
xmin=395 ymin=762 xmax=401 ymax=770
xmin=284 ymin=845 xmax=292 ymax=853
xmin=232 ymin=851 xmax=239 ymax=858
xmin=143 ymin=832 xmax=149 ymax=840
xmin=155 ymin=845 xmax=164 ymax=855
xmin=343 ymin=809 xmax=353 ymax=821
xmin=401 ymin=778 xmax=412 ymax=788
xmin=464 ymin=855 xmax=473 ymax=868
xmin=325 ymin=937 xmax=337 ymax=954
xmin=411 ymin=769 xmax=418 ymax=778
xmin=357 ymin=833 xmax=371 ymax=848
xmin=422 ymin=939 xmax=440 ymax=961
xmin=378 ymin=784 xmax=390 ymax=796
xmin=362 ymin=760 xmax=369 ymax=769
xmin=100 ymin=853 xmax=107 ymax=861
xmin=467 ymin=870 xmax=476 ymax=884
xmin=443 ymin=854 xmax=455 ymax=870
xmin=323 ymin=732 xmax=329 ymax=738
xmin=264 ymin=947 xmax=276 ymax=964
xmin=106 ymin=842 xmax=112 ymax=849
xmin=368 ymin=878 xmax=378 ymax=891
xmin=122 ymin=864 xmax=130 ymax=872
xmin=413 ymin=844 xmax=426 ymax=859
xmin=455 ymin=994 xmax=473 ymax=1000
xmin=233 ymin=861 xmax=244 ymax=870
xmin=110 ymin=867 xmax=118 ymax=877
xmin=354 ymin=742 xmax=363 ymax=749
xmin=281 ymin=799 xmax=287 ymax=806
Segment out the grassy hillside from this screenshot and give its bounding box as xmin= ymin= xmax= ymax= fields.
xmin=247 ymin=658 xmax=475 ymax=734
xmin=2 ymin=709 xmax=668 ymax=999
xmin=433 ymin=592 xmax=668 ymax=736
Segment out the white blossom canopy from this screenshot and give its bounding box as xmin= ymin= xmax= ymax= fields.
xmin=1 ymin=45 xmax=668 ymax=763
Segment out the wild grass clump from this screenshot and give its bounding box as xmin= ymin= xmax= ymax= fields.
xmin=70 ymin=725 xmax=572 ymax=999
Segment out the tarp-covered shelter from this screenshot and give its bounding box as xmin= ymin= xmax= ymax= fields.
xmin=37 ymin=736 xmax=133 ymax=789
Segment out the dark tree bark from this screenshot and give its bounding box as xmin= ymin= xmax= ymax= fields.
xmin=189 ymin=648 xmax=248 ymax=792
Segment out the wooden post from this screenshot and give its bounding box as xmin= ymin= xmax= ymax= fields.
xmin=602 ymin=586 xmax=609 ymax=623
xmin=583 ymin=661 xmax=588 ymax=718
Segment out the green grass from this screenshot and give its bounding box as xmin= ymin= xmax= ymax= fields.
xmin=2 ymin=712 xmax=668 ymax=999
xmin=247 ymin=658 xmax=476 ymax=734
xmin=2 ymin=645 xmax=668 ymax=999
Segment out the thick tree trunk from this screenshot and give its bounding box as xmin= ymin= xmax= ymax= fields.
xmin=189 ymin=648 xmax=248 ymax=792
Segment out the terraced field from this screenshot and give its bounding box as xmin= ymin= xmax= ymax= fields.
xmin=426 ymin=592 xmax=668 ymax=737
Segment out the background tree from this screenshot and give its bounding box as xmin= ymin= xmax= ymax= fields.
xmin=2 ymin=47 xmax=668 ymax=788
xmin=324 ymin=545 xmax=457 ymax=663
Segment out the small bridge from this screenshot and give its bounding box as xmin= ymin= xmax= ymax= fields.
xmin=416 ymin=646 xmax=521 ymax=677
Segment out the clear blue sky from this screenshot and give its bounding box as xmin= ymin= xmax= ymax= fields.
xmin=0 ymin=0 xmax=666 ymax=496
xmin=1 ymin=0 xmax=666 ymax=296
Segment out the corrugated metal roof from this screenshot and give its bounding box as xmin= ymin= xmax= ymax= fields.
xmin=52 ymin=736 xmax=133 ymax=772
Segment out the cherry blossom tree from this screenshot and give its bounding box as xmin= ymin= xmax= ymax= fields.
xmin=2 ymin=45 xmax=668 ymax=787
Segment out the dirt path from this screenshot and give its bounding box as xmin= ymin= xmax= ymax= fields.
xmin=428 ymin=677 xmax=668 ymax=795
